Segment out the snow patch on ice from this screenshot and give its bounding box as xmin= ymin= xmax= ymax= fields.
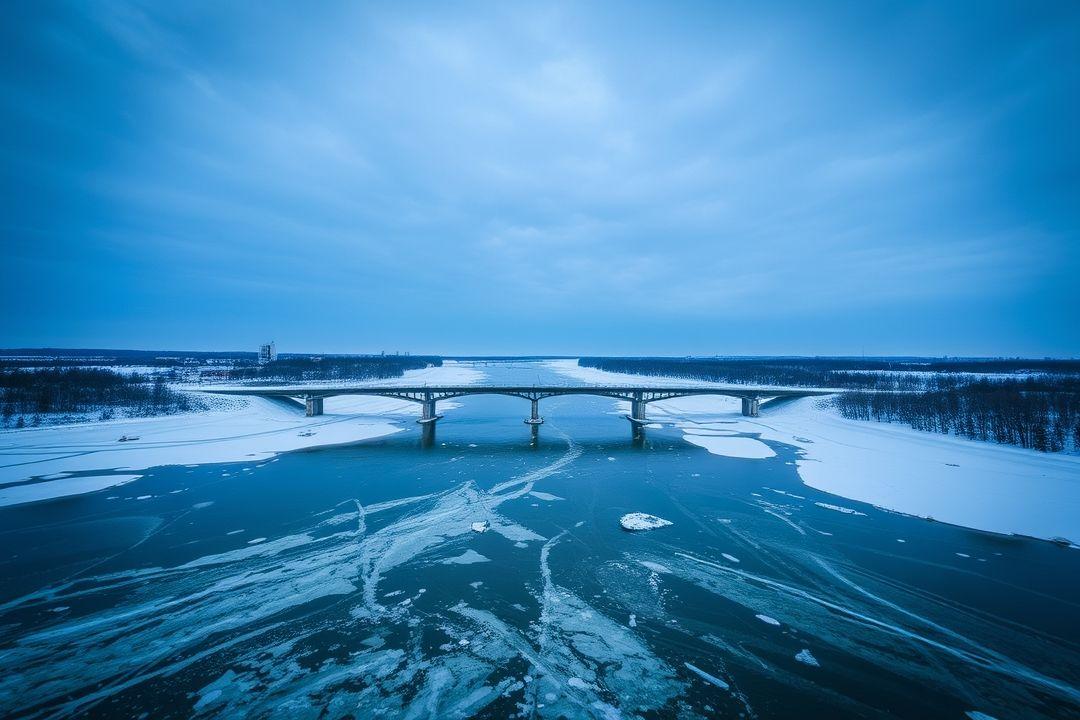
xmin=0 ymin=474 xmax=141 ymax=506
xmin=441 ymin=550 xmax=490 ymax=565
xmin=639 ymin=561 xmax=671 ymax=574
xmin=681 ymin=433 xmax=776 ymax=459
xmin=529 ymin=491 xmax=564 ymax=501
xmin=814 ymin=502 xmax=866 ymax=516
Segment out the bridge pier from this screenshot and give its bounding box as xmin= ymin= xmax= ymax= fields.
xmin=305 ymin=397 xmax=324 ymax=417
xmin=417 ymin=394 xmax=442 ymax=447
xmin=626 ymin=391 xmax=648 ymax=441
xmin=740 ymin=397 xmax=761 ymax=417
xmin=524 ymin=399 xmax=544 ymax=425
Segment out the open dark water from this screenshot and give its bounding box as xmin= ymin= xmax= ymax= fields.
xmin=0 ymin=362 xmax=1078 ymax=719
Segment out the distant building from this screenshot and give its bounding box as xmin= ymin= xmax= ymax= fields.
xmin=258 ymin=341 xmax=277 ymax=365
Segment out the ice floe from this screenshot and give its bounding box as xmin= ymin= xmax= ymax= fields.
xmin=684 ymin=662 xmax=730 ymax=690
xmin=681 ymin=433 xmax=777 ymax=459
xmin=441 ymin=550 xmax=491 ymax=565
xmin=0 ymin=474 xmax=141 ymax=506
xmin=814 ymin=501 xmax=867 ymax=516
xmin=620 ymin=513 xmax=673 ymax=531
xmin=529 ymin=490 xmax=564 ymax=501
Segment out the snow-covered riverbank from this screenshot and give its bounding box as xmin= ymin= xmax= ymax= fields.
xmin=0 ymin=361 xmax=485 ymax=506
xmin=546 ymin=360 xmax=1080 ymax=543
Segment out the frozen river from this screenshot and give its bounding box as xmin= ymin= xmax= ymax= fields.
xmin=1 ymin=361 xmax=1077 ymax=718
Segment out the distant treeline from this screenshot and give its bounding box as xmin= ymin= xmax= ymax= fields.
xmin=0 ymin=357 xmax=192 ymax=369
xmin=578 ymin=357 xmax=1080 ymax=452
xmin=224 ymin=356 xmax=441 ymax=383
xmin=577 ymin=357 xmax=1080 ymax=391
xmin=0 ymin=367 xmax=200 ymax=427
xmin=0 ymin=350 xmax=434 ymax=369
xmin=0 ymin=348 xmax=254 ymax=364
xmin=833 ymin=377 xmax=1080 ymax=452
xmin=578 ymin=357 xmax=924 ymax=390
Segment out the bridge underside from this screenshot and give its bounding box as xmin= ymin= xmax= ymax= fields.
xmin=206 ymin=385 xmax=831 ymax=445
xmin=290 ymin=389 xmax=774 ymax=417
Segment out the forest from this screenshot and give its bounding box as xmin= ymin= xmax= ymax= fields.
xmin=0 ymin=366 xmax=200 ymax=427
xmin=0 ymin=355 xmax=443 ymax=428
xmin=579 ymin=357 xmax=1080 ymax=452
xmin=578 ymin=357 xmax=1080 ymax=391
xmin=832 ymin=377 xmax=1080 ymax=452
xmin=222 ymin=356 xmax=440 ymax=383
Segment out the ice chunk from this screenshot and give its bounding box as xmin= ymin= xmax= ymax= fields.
xmin=814 ymin=502 xmax=866 ymax=516
xmin=471 ymin=521 xmax=490 ymax=533
xmin=755 ymin=614 xmax=780 ymax=626
xmin=794 ymin=649 xmax=819 ymax=666
xmin=684 ymin=662 xmax=729 ymax=690
xmin=620 ymin=513 xmax=673 ymax=531
xmin=441 ymin=550 xmax=490 ymax=565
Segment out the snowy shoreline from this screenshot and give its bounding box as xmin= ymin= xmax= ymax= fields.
xmin=4 ymin=358 xmax=1078 ymax=544
xmin=544 ymin=360 xmax=1080 ymax=543
xmin=0 ymin=361 xmax=485 ymax=507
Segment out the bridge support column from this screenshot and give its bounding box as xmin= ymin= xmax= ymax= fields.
xmin=740 ymin=397 xmax=760 ymax=417
xmin=524 ymin=398 xmax=544 ymax=445
xmin=626 ymin=391 xmax=648 ymax=442
xmin=524 ymin=399 xmax=544 ymax=425
xmin=417 ymin=393 xmax=442 ymax=447
xmin=305 ymin=397 xmax=324 ymax=417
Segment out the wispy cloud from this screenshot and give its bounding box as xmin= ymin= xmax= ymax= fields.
xmin=1 ymin=0 xmax=1076 ymax=354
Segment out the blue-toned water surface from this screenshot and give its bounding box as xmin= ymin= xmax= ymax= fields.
xmin=1 ymin=362 xmax=1077 ymax=719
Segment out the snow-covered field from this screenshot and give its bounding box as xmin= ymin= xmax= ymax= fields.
xmin=546 ymin=360 xmax=1080 ymax=543
xmin=0 ymin=361 xmax=484 ymax=507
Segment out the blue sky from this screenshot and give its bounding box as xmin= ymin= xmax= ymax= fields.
xmin=2 ymin=1 xmax=1077 ymax=356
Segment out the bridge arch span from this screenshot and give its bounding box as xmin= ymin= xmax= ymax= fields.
xmin=204 ymin=384 xmax=835 ymax=444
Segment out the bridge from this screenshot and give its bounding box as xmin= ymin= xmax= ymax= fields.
xmin=205 ymin=385 xmax=836 ymax=445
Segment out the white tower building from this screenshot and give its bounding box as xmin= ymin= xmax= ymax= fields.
xmin=258 ymin=341 xmax=277 ymax=364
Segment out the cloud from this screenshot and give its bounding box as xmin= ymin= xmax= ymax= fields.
xmin=1 ymin=0 xmax=1076 ymax=353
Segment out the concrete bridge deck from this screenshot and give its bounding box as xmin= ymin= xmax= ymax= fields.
xmin=205 ymin=384 xmax=838 ymax=445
